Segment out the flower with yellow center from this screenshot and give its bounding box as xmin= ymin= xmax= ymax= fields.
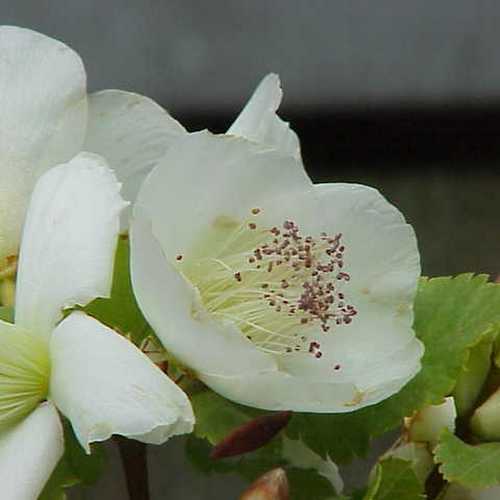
xmin=130 ymin=75 xmax=424 ymax=412
xmin=0 ymin=154 xmax=193 ymax=499
xmin=0 ymin=25 xmax=186 ymax=274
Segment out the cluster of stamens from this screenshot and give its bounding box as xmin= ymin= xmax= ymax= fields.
xmin=179 ymin=208 xmax=357 ymax=359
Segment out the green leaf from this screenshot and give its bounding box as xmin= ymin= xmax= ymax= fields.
xmin=0 ymin=306 xmax=13 ymax=322
xmin=364 ymin=458 xmax=424 ymax=500
xmin=84 ymin=236 xmax=151 ymax=345
xmin=188 ymin=389 xmax=338 ymax=499
xmin=287 ymin=274 xmax=500 ymax=463
xmin=435 ymin=429 xmax=500 ymax=488
xmin=287 ymin=467 xmax=341 ymax=500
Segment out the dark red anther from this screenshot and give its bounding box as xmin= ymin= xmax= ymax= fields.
xmin=210 ymin=411 xmax=292 ymax=460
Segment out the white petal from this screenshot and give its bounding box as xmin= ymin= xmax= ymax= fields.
xmin=200 ymin=370 xmax=359 ymax=413
xmin=0 ymin=402 xmax=63 ymax=500
xmin=84 ymin=90 xmax=187 ymax=229
xmin=199 ymin=351 xmax=418 ymax=412
xmin=0 ymin=26 xmax=87 ymax=262
xmin=134 ymin=130 xmax=311 ymax=261
xmin=130 ymin=210 xmax=278 ymax=377
xmin=282 ymin=437 xmax=344 ymax=494
xmin=228 ymin=74 xmax=300 ymax=159
xmin=15 ymin=153 xmax=126 ymax=336
xmin=49 ymin=312 xmax=194 ymax=453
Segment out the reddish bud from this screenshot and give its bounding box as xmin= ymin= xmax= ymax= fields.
xmin=240 ymin=468 xmax=289 ymax=500
xmin=210 ymin=411 xmax=292 ymax=460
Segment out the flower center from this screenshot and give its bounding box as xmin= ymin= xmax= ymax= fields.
xmin=179 ymin=209 xmax=357 ymax=358
xmin=0 ymin=324 xmax=50 ymax=429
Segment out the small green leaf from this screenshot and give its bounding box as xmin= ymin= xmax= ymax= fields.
xmin=364 ymin=458 xmax=424 ymax=500
xmin=435 ymin=429 xmax=500 ymax=488
xmin=287 ymin=275 xmax=500 ymax=463
xmin=85 ymin=236 xmax=151 ymax=345
xmin=0 ymin=306 xmax=14 ymax=322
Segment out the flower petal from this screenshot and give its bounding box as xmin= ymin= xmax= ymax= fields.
xmin=228 ymin=74 xmax=300 ymax=159
xmin=130 ymin=210 xmax=278 ymax=377
xmin=0 ymin=26 xmax=87 ymax=262
xmin=133 ymin=130 xmax=311 ymax=262
xmin=0 ymin=402 xmax=63 ymax=500
xmin=84 ymin=90 xmax=187 ymax=229
xmin=49 ymin=312 xmax=194 ymax=453
xmin=200 ymin=348 xmax=421 ymax=412
xmin=200 ymin=370 xmax=360 ymax=413
xmin=15 ymin=153 xmax=126 ymax=336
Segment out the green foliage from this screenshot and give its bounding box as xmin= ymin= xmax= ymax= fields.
xmin=435 ymin=429 xmax=500 ymax=488
xmin=286 ymin=275 xmax=500 ymax=463
xmin=364 ymin=458 xmax=424 ymax=500
xmin=84 ymin=236 xmax=151 ymax=345
xmin=38 ymin=420 xmax=106 ymax=499
xmin=188 ymin=388 xmax=339 ymax=499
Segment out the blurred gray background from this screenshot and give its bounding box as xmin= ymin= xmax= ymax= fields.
xmin=5 ymin=0 xmax=500 ymax=113
xmin=3 ymin=1 xmax=500 ymax=498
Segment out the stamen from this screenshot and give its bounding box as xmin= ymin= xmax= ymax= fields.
xmin=179 ymin=212 xmax=357 ymax=358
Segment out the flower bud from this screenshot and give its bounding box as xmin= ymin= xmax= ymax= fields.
xmin=211 ymin=411 xmax=292 ymax=459
xmin=404 ymin=397 xmax=456 ymax=446
xmin=471 ymin=387 xmax=500 ymax=440
xmin=240 ymin=468 xmax=289 ymax=500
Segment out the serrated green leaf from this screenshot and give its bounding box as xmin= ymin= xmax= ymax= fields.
xmin=364 ymin=458 xmax=424 ymax=500
xmin=435 ymin=429 xmax=500 ymax=488
xmin=0 ymin=306 xmax=13 ymax=322
xmin=287 ymin=275 xmax=500 ymax=463
xmin=84 ymin=236 xmax=151 ymax=345
xmin=287 ymin=467 xmax=340 ymax=500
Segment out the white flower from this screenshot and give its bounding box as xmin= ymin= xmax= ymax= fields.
xmin=130 ymin=75 xmax=424 ymax=412
xmin=0 ymin=154 xmax=194 ymax=499
xmin=0 ymin=25 xmax=186 ymax=270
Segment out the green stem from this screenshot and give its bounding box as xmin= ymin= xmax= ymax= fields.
xmin=117 ymin=437 xmax=150 ymax=500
